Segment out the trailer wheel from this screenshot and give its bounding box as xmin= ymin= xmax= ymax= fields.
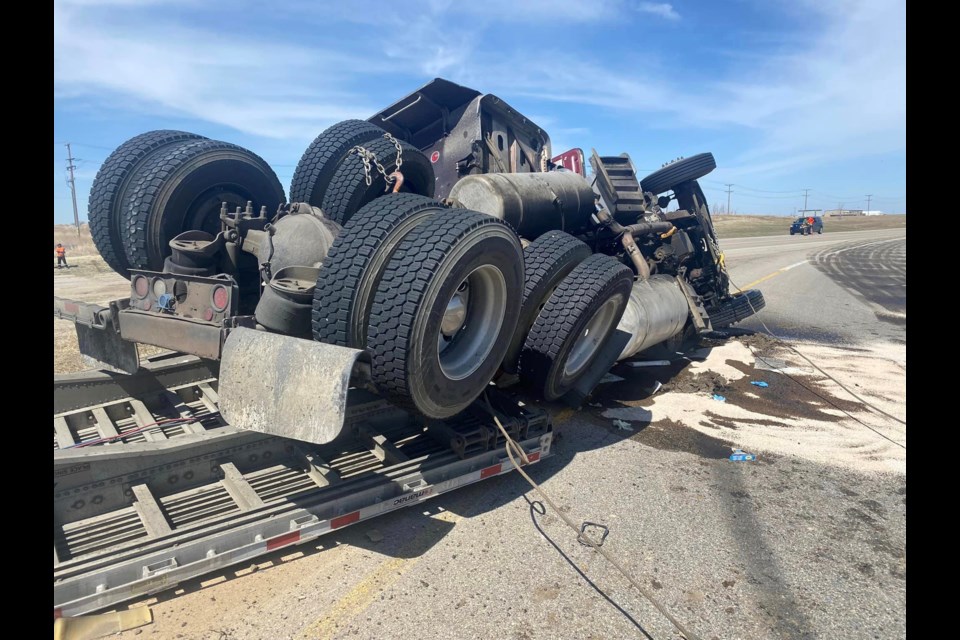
xmin=368 ymin=211 xmax=523 ymax=419
xmin=520 ymin=254 xmax=633 ymax=400
xmin=289 ymin=120 xmax=386 ymax=206
xmin=119 ymin=139 xmax=286 ymax=271
xmin=88 ymin=130 xmax=207 ymax=278
xmin=312 ymin=193 xmax=447 ymax=348
xmin=639 ymin=153 xmax=716 ymax=195
xmin=321 ymin=135 xmax=434 ymax=225
xmin=501 ymin=231 xmax=591 ymax=374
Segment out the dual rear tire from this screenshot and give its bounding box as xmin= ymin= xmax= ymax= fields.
xmin=88 ymin=132 xmax=286 ymax=276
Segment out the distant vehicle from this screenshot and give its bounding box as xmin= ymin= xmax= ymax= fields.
xmin=790 ymin=215 xmax=823 ymax=235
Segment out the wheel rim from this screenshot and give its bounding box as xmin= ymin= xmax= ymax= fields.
xmin=440 ymin=280 xmax=469 ymax=337
xmin=564 ymin=296 xmax=621 ymax=378
xmin=438 ymin=265 xmax=507 ymax=381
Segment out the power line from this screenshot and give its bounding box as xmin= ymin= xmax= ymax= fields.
xmin=65 ymin=143 xmax=81 ymax=238
xmin=725 ymin=184 xmax=733 ymax=215
xmin=803 ymin=188 xmax=810 ymax=211
xmin=866 ymin=194 xmax=872 ymax=214
xmin=735 ymin=184 xmax=801 ymax=195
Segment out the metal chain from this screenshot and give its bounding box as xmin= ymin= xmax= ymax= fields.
xmin=385 ymin=132 xmax=403 ymax=172
xmin=347 ymin=133 xmax=405 ymax=190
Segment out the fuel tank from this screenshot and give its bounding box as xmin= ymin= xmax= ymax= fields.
xmin=616 ymin=276 xmax=690 ymax=361
xmin=448 ymin=171 xmax=596 ymax=239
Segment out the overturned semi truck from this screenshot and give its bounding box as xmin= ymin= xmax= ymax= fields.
xmin=53 ymin=78 xmax=764 ymax=615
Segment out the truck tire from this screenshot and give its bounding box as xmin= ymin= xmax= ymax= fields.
xmin=312 ymin=193 xmax=447 ymax=348
xmin=368 ymin=211 xmax=524 ymax=419
xmin=708 ymin=289 xmax=766 ymax=328
xmin=119 ymin=139 xmax=286 ymax=271
xmin=321 ymin=135 xmax=435 ymax=225
xmin=88 ymin=130 xmax=206 ymax=277
xmin=640 ymin=153 xmax=716 ymax=195
xmin=289 ymin=120 xmax=386 ymax=206
xmin=520 ymin=254 xmax=633 ymax=400
xmin=501 ymin=231 xmax=591 ymax=374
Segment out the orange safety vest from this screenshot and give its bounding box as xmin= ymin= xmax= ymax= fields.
xmin=56 ymin=246 xmax=66 ymax=257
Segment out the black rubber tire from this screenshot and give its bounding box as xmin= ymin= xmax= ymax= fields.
xmin=321 ymin=135 xmax=435 ymax=225
xmin=640 ymin=153 xmax=717 ymax=195
xmin=520 ymin=253 xmax=633 ymax=400
xmin=119 ymin=139 xmax=286 ymax=271
xmin=88 ymin=130 xmax=207 ymax=277
xmin=312 ymin=193 xmax=447 ymax=348
xmin=289 ymin=120 xmax=386 ymax=206
xmin=818 ymin=228 xmax=823 ymax=234
xmin=368 ymin=211 xmax=524 ymax=419
xmin=501 ymin=231 xmax=591 ymax=374
xmin=708 ymin=289 xmax=766 ymax=328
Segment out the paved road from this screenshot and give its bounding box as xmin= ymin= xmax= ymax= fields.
xmin=118 ymin=229 xmax=906 ymax=640
xmin=722 ymin=229 xmax=906 ymax=345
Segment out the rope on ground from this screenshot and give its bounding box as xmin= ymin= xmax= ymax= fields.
xmin=490 ymin=407 xmax=703 ymax=640
xmin=729 ymin=275 xmax=906 ymax=449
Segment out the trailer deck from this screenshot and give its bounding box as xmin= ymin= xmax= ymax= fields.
xmin=54 ymin=355 xmax=552 ymax=617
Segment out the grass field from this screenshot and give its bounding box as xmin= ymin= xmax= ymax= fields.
xmin=712 ymin=214 xmax=906 ymax=238
xmin=53 ymin=223 xmax=98 ymax=257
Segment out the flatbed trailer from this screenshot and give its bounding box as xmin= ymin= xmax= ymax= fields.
xmin=54 ymin=355 xmax=552 ymax=617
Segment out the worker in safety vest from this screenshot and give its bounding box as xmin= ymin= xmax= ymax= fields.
xmin=56 ymin=243 xmax=68 ymax=269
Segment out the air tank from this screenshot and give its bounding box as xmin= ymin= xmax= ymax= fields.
xmin=448 ymin=171 xmax=596 ymax=239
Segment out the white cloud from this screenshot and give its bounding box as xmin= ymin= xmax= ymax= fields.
xmin=635 ymin=2 xmax=681 ymax=21
xmin=457 ymin=0 xmax=904 ymax=178
xmin=53 ymin=0 xmax=904 ymax=184
xmin=53 ymin=3 xmax=383 ymax=140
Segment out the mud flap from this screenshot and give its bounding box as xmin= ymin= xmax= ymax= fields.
xmin=76 ymin=323 xmax=140 ymax=374
xmin=55 ymin=297 xmax=140 ymax=374
xmin=218 ymin=328 xmax=369 ymax=444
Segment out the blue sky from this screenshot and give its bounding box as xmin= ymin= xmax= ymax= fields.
xmin=53 ymin=0 xmax=906 ymax=222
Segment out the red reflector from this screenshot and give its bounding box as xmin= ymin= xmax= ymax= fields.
xmin=133 ymin=275 xmax=149 ymax=298
xmin=480 ymin=464 xmax=502 ymax=479
xmin=54 ymin=608 xmax=63 ymax=620
xmin=527 ymin=452 xmax=541 ymax=463
xmin=266 ymin=530 xmax=301 ymax=551
xmin=64 ymin=302 xmax=78 ymax=313
xmin=211 ymin=286 xmax=229 ymax=311
xmin=331 ymin=511 xmax=360 ymax=529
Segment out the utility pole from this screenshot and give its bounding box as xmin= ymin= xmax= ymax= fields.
xmin=65 ymin=143 xmax=81 ymax=237
xmin=802 ymin=188 xmax=810 ymax=211
xmin=866 ymin=194 xmax=872 ymax=215
xmin=725 ymin=184 xmax=733 ymax=215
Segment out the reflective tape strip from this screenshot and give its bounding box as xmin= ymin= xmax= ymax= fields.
xmin=331 ymin=511 xmax=360 ymax=529
xmin=480 ymin=463 xmax=502 ymax=479
xmin=265 ymin=530 xmax=301 ymax=551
